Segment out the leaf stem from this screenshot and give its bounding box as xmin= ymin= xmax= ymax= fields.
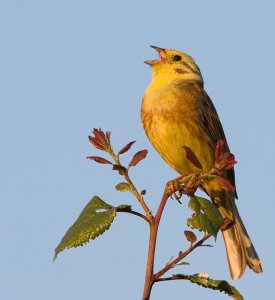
xmin=117 ymin=209 xmax=149 ymax=223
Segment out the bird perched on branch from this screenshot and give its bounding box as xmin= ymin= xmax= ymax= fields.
xmin=141 ymin=45 xmax=262 ymax=279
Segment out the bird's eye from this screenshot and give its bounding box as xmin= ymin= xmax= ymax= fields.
xmin=173 ymin=55 xmax=182 ymax=61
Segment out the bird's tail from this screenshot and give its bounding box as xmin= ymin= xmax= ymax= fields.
xmin=220 ymin=195 xmax=263 ymax=279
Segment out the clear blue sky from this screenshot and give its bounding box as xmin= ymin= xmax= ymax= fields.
xmin=0 ymin=1 xmax=274 ymax=299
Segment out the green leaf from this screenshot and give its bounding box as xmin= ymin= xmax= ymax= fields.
xmin=187 ymin=196 xmax=223 ymax=237
xmin=115 ymin=182 xmax=131 ymax=192
xmin=173 ymin=274 xmax=244 ymax=300
xmin=54 ymin=196 xmax=130 ymax=260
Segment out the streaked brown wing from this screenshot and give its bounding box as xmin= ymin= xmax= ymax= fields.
xmin=194 ymin=83 xmax=237 ymax=198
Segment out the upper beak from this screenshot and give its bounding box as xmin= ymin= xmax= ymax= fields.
xmin=150 ymin=45 xmax=165 ymax=53
xmin=144 ymin=45 xmax=166 ymax=66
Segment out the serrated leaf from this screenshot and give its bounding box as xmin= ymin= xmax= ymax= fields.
xmin=54 ymin=196 xmax=128 ymax=260
xmin=173 ymin=274 xmax=244 ymax=300
xmin=115 ymin=182 xmax=131 ymax=192
xmin=187 ymin=196 xmax=223 ymax=237
xmin=129 ymin=150 xmax=148 ymax=167
xmin=183 ymin=146 xmax=202 ymax=169
xmin=118 ymin=141 xmax=136 ymax=155
xmin=184 ymin=230 xmax=197 ymax=243
xmin=87 ymin=156 xmax=113 ymax=164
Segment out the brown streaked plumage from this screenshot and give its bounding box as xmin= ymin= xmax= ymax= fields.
xmin=141 ymin=46 xmax=263 ymax=279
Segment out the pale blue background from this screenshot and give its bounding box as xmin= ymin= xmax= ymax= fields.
xmin=0 ymin=1 xmax=274 ymax=299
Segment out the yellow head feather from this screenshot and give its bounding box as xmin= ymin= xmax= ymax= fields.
xmin=145 ymin=46 xmax=203 ymax=85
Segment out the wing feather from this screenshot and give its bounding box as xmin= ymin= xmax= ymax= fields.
xmin=194 ymin=83 xmax=237 ymax=198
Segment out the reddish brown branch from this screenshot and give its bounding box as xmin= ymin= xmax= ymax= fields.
xmin=142 ymin=176 xmax=210 ymax=300
xmin=154 ymin=233 xmax=211 ymax=280
xmin=142 ymin=188 xmax=171 ymax=300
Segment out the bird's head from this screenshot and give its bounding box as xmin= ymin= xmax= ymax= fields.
xmin=145 ymin=46 xmax=203 ymax=85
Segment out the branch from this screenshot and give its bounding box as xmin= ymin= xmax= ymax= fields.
xmin=155 ymin=186 xmax=171 ymax=224
xmin=142 ymin=186 xmax=171 ymax=300
xmin=154 ymin=233 xmax=211 ymax=280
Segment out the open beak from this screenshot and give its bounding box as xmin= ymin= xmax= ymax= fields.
xmin=150 ymin=45 xmax=165 ymax=53
xmin=144 ymin=45 xmax=166 ymax=66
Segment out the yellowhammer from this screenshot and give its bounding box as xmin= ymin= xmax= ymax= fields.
xmin=141 ymin=46 xmax=263 ymax=279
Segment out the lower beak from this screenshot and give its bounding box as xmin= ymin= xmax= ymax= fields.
xmin=144 ymin=59 xmax=159 ymax=66
xmin=144 ymin=45 xmax=166 ymax=66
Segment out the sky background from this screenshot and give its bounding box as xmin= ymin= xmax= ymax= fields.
xmin=0 ymin=1 xmax=274 ymax=299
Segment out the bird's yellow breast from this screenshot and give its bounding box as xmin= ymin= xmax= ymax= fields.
xmin=141 ymin=79 xmax=215 ymax=175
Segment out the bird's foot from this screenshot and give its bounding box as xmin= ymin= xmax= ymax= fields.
xmin=166 ymin=173 xmax=202 ymax=203
xmin=176 ymin=173 xmax=201 ymax=196
xmin=184 ymin=173 xmax=201 ymax=195
xmin=166 ymin=179 xmax=183 ymax=203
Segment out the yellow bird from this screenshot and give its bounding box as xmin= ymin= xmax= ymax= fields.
xmin=141 ymin=46 xmax=263 ymax=279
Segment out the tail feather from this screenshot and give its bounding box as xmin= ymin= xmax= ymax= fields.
xmin=221 ymin=197 xmax=263 ymax=279
xmin=222 ymin=224 xmax=246 ymax=279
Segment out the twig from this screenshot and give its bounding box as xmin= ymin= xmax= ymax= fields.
xmin=154 ymin=233 xmax=211 ymax=280
xmin=110 ymin=150 xmax=153 ymax=221
xmin=123 ymin=171 xmax=153 ymax=221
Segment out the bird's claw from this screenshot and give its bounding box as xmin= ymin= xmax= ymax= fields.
xmin=167 ymin=180 xmax=183 ymax=203
xmin=166 ymin=173 xmax=202 ymax=203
